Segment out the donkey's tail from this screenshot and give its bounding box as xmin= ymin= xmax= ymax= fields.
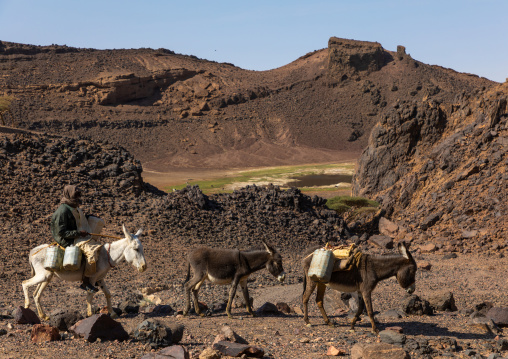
xmin=182 ymin=261 xmax=191 ymax=288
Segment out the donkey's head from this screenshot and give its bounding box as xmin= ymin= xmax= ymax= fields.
xmin=122 ymin=225 xmax=147 ymax=273
xmin=396 ymin=241 xmax=417 ymax=294
xmin=262 ymin=240 xmax=286 ymax=282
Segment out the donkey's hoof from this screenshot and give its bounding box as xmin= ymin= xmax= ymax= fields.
xmin=305 ymin=323 xmax=312 ymax=327
xmin=327 ymin=321 xmax=337 ymax=327
xmin=110 ymin=312 xmax=118 ymax=319
xmin=199 ymin=313 xmax=206 ymax=317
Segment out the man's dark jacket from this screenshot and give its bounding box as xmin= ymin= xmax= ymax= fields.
xmin=50 ymin=204 xmax=80 ymax=247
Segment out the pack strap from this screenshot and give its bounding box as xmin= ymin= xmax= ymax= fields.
xmin=32 ymin=242 xmax=65 ymax=256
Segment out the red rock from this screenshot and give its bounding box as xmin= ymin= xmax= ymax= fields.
xmin=31 ymin=324 xmax=60 ymax=343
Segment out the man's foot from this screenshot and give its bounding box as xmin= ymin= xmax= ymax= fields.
xmin=79 ymin=283 xmax=99 ymax=293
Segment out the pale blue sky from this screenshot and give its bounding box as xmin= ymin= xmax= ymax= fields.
xmin=1 ymin=0 xmax=506 ymax=82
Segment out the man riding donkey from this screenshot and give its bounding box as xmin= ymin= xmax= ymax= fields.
xmin=50 ymin=185 xmax=104 ymax=293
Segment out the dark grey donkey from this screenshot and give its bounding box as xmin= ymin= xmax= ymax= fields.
xmin=183 ymin=241 xmax=286 ymax=318
xmin=302 ymin=241 xmax=417 ymax=333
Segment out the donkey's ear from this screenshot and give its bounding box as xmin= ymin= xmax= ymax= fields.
xmin=135 ymin=228 xmax=143 ymax=237
xmin=261 ymin=240 xmax=274 ymax=255
xmin=122 ymin=224 xmax=133 ymax=240
xmin=398 ymin=241 xmax=409 ymax=259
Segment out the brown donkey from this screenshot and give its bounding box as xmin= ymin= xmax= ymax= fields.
xmin=302 ymin=241 xmax=417 ymax=333
xmin=183 ymin=240 xmax=286 ymax=318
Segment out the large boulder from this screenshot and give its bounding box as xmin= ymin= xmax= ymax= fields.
xmin=70 ymin=314 xmax=129 ymax=342
xmin=12 ymin=306 xmax=40 ymax=325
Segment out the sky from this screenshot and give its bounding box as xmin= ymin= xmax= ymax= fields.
xmin=0 ymin=0 xmax=507 ymax=83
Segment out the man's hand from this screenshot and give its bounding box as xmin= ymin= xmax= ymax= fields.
xmin=79 ymin=230 xmax=89 ymax=237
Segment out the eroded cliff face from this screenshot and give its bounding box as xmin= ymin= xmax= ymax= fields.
xmin=352 ymin=83 xmax=508 ymax=249
xmin=327 ymin=37 xmax=387 ymax=78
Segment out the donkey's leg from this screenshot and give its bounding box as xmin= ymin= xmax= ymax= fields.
xmin=226 ymin=277 xmax=241 ymax=319
xmin=97 ymin=280 xmax=116 ymax=318
xmin=239 ymin=278 xmax=255 ymax=316
xmin=86 ymin=291 xmax=96 ymax=317
xmin=192 ymin=277 xmax=207 ymax=316
xmin=361 ymin=291 xmax=378 ymax=334
xmin=22 ymin=270 xmax=50 ymax=309
xmin=315 ymin=283 xmax=333 ymax=326
xmin=350 ymin=291 xmax=365 ymax=331
xmin=33 ymin=275 xmax=54 ymax=321
xmin=183 ymin=272 xmax=205 ymax=316
xmin=302 ymin=275 xmax=317 ymax=325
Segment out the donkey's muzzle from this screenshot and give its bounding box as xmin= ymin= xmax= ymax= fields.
xmin=277 ymin=272 xmax=286 ymax=282
xmin=138 ymin=263 xmax=147 ymax=273
xmin=406 ymin=283 xmax=415 ymax=294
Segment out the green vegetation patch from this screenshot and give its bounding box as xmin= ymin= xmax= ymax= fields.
xmin=163 ymin=162 xmax=355 ymax=194
xmin=326 ymin=195 xmax=379 ymax=215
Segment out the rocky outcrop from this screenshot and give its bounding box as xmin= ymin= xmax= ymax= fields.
xmin=327 ymin=37 xmax=387 ymax=78
xmin=352 ymin=83 xmax=508 ymax=249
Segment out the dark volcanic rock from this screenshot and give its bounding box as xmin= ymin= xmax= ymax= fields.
xmin=352 ymin=83 xmax=508 ymax=249
xmin=70 ymin=314 xmax=129 ymax=342
xmin=49 ymin=309 xmax=84 ymax=331
xmin=12 ymin=306 xmax=40 ymax=325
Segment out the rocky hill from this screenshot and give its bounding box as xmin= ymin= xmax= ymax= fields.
xmin=352 ymin=82 xmax=508 ymax=252
xmin=0 ymin=38 xmax=495 ymax=171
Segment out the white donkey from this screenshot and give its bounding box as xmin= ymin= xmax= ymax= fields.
xmin=22 ymin=224 xmax=147 ymax=320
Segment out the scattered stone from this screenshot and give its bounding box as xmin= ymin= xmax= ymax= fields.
xmin=140 ymin=345 xmax=189 ymax=359
xmin=487 ymin=307 xmax=508 ymax=327
xmin=12 ymin=306 xmax=40 ymax=325
xmin=369 ymin=235 xmax=393 ymax=249
xmin=31 ymin=324 xmax=60 ymax=343
xmin=132 ymin=319 xmax=184 ymax=348
xmin=378 ymin=217 xmax=399 ymax=238
xmin=467 ymin=317 xmax=501 ymax=334
xmin=293 ymin=306 xmax=303 ymax=315
xmin=70 ymin=314 xmax=129 ymax=342
xmin=351 ymin=342 xmax=410 ymax=359
xmin=118 ymin=300 xmax=140 ymax=314
xmin=386 ymin=326 xmax=404 ymax=333
xmin=199 ymin=347 xmax=221 ymax=359
xmin=377 ymin=309 xmax=404 ymax=319
xmin=150 ymin=304 xmax=174 ymax=317
xmin=326 ymin=345 xmax=346 ymax=356
xmin=276 ymin=302 xmax=292 ymax=314
xmin=419 ymin=243 xmax=437 ymax=253
xmin=221 ymin=325 xmax=248 ymax=344
xmin=401 ymin=295 xmax=434 ymax=316
xmin=426 ymin=291 xmax=457 ymax=312
xmin=379 ymin=329 xmax=406 ymax=345
xmin=213 ymin=341 xmax=264 ymax=358
xmin=496 ymin=338 xmax=508 ymax=351
xmin=255 ymin=302 xmax=280 ymax=315
xmin=49 ymin=309 xmax=84 ymax=331
xmin=418 ymin=261 xmax=432 ymax=271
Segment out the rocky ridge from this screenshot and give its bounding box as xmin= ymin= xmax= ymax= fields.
xmin=352 ymin=82 xmax=508 ymax=253
xmin=0 ymin=38 xmax=495 ymax=171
